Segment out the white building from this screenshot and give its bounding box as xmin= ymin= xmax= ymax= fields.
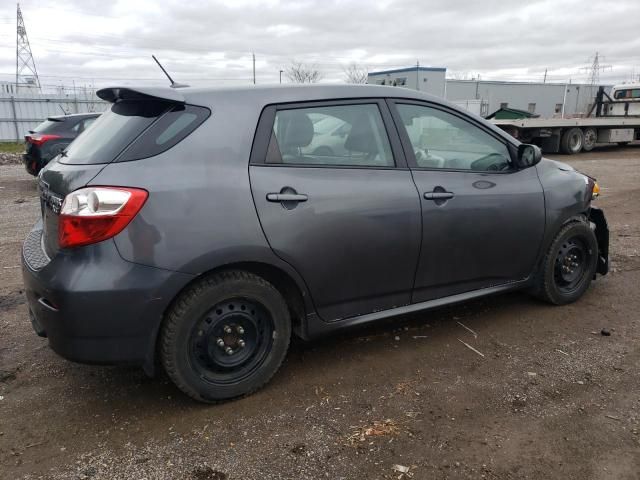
xmin=368 ymin=66 xmax=447 ymax=98
xmin=367 ymin=67 xmax=610 ymax=118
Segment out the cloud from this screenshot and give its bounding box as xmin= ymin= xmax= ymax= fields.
xmin=1 ymin=0 xmax=638 ymax=88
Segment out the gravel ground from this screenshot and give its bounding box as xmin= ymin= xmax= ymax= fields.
xmin=1 ymin=145 xmax=639 ymax=480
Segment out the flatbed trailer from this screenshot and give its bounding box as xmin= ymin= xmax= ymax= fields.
xmin=490 ymin=86 xmax=640 ymax=154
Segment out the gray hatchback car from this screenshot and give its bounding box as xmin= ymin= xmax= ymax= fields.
xmin=22 ymin=84 xmax=609 ymax=403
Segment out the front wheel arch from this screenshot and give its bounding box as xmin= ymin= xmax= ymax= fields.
xmin=530 ymin=218 xmax=598 ymax=305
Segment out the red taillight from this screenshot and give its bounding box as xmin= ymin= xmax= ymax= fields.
xmin=58 ymin=187 xmax=148 ymax=249
xmin=26 ymin=133 xmax=62 ymax=146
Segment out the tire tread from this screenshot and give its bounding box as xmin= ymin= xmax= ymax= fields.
xmin=160 ymin=270 xmax=290 ymax=403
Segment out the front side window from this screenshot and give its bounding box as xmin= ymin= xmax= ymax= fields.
xmin=267 ymin=104 xmax=394 ymax=167
xmin=396 ymin=103 xmax=512 ymax=172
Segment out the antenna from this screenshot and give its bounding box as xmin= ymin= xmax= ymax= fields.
xmin=16 ymin=3 xmax=41 ymax=93
xmin=152 ymin=55 xmax=189 ymax=88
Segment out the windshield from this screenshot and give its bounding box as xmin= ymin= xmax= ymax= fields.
xmin=60 ymin=100 xmax=170 ymax=165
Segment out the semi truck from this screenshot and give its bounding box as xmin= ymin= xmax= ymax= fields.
xmin=491 ymin=84 xmax=640 ymax=154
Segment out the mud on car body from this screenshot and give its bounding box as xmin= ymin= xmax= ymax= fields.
xmin=22 ymin=84 xmax=608 ymax=403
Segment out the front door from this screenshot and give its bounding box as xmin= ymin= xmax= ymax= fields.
xmin=249 ymin=100 xmax=421 ymax=321
xmin=389 ymin=101 xmax=546 ymax=302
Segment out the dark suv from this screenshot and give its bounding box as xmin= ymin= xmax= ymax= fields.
xmin=23 ymin=113 xmax=100 ymax=175
xmin=22 ymin=85 xmax=609 ymax=403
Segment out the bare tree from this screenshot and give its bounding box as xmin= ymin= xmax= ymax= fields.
xmin=284 ymin=61 xmax=322 ymax=83
xmin=448 ymin=71 xmax=471 ymax=80
xmin=343 ymin=62 xmax=369 ymax=84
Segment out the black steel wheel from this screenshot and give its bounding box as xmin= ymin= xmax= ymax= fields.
xmin=532 ymin=220 xmax=598 ymax=305
xmin=188 ymin=298 xmax=274 ymax=385
xmin=161 ymin=271 xmax=291 ymax=403
xmin=553 ymin=236 xmax=590 ymax=294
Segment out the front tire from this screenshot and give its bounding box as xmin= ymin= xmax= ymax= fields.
xmin=160 ymin=271 xmax=291 ymax=403
xmin=532 ymin=221 xmax=598 ymax=305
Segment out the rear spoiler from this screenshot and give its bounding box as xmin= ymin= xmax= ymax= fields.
xmin=96 ymin=86 xmax=185 ymax=104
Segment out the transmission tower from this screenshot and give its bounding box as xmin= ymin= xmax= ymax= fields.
xmin=16 ymin=3 xmax=41 ymax=93
xmin=579 ymin=52 xmax=611 ymax=113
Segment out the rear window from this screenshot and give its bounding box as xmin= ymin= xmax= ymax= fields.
xmin=32 ymin=119 xmax=64 ymax=134
xmin=59 ymin=100 xmax=209 ymax=165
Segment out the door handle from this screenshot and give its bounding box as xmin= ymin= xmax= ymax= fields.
xmin=266 ymin=193 xmax=308 ymax=202
xmin=424 ymin=191 xmax=454 ymax=200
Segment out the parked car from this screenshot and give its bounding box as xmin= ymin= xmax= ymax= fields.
xmin=23 ymin=113 xmax=100 ymax=175
xmin=22 ymin=85 xmax=609 ymax=403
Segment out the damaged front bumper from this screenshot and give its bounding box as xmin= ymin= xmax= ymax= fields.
xmin=589 ymin=206 xmax=609 ymax=275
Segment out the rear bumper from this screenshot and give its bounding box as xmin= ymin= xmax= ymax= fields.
xmin=21 ymin=222 xmax=193 ymax=367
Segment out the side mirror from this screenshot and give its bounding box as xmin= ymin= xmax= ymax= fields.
xmin=516 ymin=144 xmax=542 ymax=168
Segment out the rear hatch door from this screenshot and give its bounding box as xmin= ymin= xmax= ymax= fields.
xmin=38 ymin=89 xmax=181 ymax=258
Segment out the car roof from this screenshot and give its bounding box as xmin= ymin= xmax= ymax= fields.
xmin=97 ymin=84 xmax=444 ymax=107
xmin=95 ymin=83 xmax=515 ymax=144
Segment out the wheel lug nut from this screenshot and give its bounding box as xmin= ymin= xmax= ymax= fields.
xmin=237 ymin=326 xmax=244 ymax=335
xmin=238 ymin=339 xmax=245 ymax=348
xmin=216 ymin=338 xmax=224 ymax=347
xmin=225 ymin=347 xmax=234 ymax=355
xmin=224 ymin=325 xmax=232 ymax=334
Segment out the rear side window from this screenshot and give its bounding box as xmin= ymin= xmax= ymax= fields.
xmin=59 ymin=101 xmax=209 ymax=165
xmin=266 ymin=104 xmax=394 ymax=167
xmin=118 ymin=104 xmax=210 ymax=162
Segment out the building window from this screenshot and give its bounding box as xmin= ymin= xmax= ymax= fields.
xmin=395 ymin=77 xmax=407 ymax=86
xmin=528 ymin=103 xmax=536 ymax=114
xmin=500 ymin=102 xmax=508 ymax=109
xmin=555 ymin=103 xmax=563 ymax=114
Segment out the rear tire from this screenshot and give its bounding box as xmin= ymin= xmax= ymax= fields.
xmin=160 ymin=271 xmax=291 ymax=403
xmin=532 ymin=221 xmax=598 ymax=305
xmin=560 ymin=128 xmax=584 ymax=155
xmin=582 ymin=128 xmax=597 ymax=152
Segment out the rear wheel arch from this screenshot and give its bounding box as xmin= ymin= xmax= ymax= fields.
xmin=145 ymin=261 xmax=311 ymax=376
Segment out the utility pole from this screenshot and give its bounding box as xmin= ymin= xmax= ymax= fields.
xmin=415 ymin=60 xmax=420 ymax=91
xmin=279 ymin=69 xmax=283 ymax=84
xmin=252 ymin=53 xmax=256 ymax=84
xmin=16 ymin=3 xmax=41 ymax=93
xmin=543 ymin=68 xmax=547 ymax=83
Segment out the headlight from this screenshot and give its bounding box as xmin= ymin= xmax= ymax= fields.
xmin=592 ymin=182 xmax=600 ymax=200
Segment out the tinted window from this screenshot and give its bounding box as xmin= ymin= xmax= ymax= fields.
xmin=32 ymin=119 xmax=64 ymax=134
xmin=614 ymin=89 xmax=640 ymax=99
xmin=397 ymin=104 xmax=511 ymax=172
xmin=81 ymin=117 xmax=97 ymax=131
xmin=60 ymin=101 xmax=171 ymax=165
xmin=267 ymin=104 xmax=394 ymax=167
xmin=119 ymin=104 xmax=210 ymax=162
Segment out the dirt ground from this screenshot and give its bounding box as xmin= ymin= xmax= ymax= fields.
xmin=1 ymin=145 xmax=639 ymax=480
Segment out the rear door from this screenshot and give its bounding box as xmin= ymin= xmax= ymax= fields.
xmin=388 ymin=100 xmax=545 ymax=302
xmin=249 ymin=100 xmax=422 ymax=321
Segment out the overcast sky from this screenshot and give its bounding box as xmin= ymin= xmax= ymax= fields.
xmin=0 ymin=0 xmax=639 ymax=91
